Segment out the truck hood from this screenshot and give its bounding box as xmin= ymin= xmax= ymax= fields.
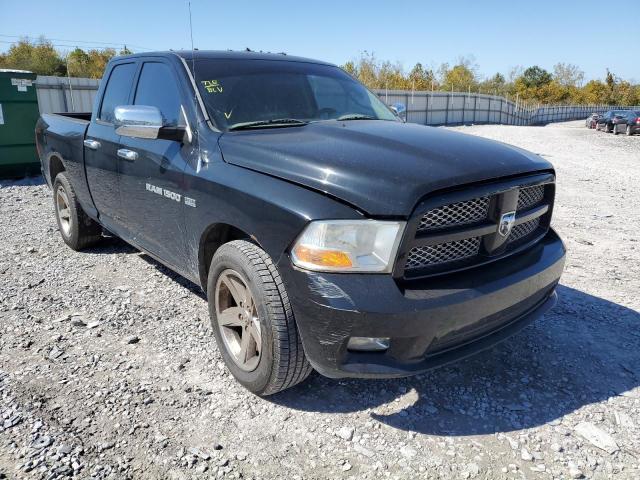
xmin=218 ymin=120 xmax=553 ymax=217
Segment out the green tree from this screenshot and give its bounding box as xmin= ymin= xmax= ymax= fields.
xmin=614 ymin=81 xmax=639 ymax=106
xmin=520 ymin=66 xmax=552 ymax=88
xmin=440 ymin=63 xmax=477 ymax=92
xmin=85 ymin=49 xmax=116 ymax=78
xmin=407 ymin=62 xmax=436 ymax=90
xmin=479 ymin=73 xmax=507 ymax=96
xmin=66 ymin=47 xmax=91 ymax=77
xmin=0 ymin=37 xmax=65 ymax=75
xmin=65 ymin=47 xmax=116 ymax=79
xmin=553 ymin=63 xmax=584 ymax=87
xmin=342 ymin=61 xmax=357 ymax=77
xmin=605 ymin=69 xmax=615 ymax=90
xmin=581 ymin=80 xmax=608 ymax=104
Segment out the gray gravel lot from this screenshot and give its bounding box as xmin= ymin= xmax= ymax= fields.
xmin=1 ymin=120 xmax=639 ymax=479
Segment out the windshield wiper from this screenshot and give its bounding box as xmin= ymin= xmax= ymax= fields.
xmin=228 ymin=118 xmax=308 ymax=131
xmin=336 ymin=114 xmax=377 ymax=121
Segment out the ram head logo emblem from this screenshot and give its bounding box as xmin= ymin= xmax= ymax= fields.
xmin=498 ymin=211 xmax=516 ymax=237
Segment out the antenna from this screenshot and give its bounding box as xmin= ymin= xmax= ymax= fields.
xmin=187 ymin=1 xmax=206 ymax=165
xmin=188 ymin=1 xmax=196 ymax=71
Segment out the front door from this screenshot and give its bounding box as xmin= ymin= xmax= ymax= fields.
xmin=116 ymin=60 xmax=189 ymax=268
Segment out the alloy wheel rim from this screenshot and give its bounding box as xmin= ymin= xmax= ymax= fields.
xmin=215 ymin=269 xmax=262 ymax=372
xmin=56 ymin=186 xmax=72 ymax=236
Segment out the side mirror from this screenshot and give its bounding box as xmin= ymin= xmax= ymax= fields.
xmin=390 ymin=102 xmax=407 ymax=122
xmin=114 ymin=105 xmax=186 ymax=141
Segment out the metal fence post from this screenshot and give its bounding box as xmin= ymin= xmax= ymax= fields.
xmin=426 ymin=92 xmax=430 ymax=125
xmin=445 ymin=92 xmax=450 ymax=126
xmin=60 ymin=83 xmax=69 ymax=112
xmin=462 ymin=94 xmax=466 ymax=125
xmin=405 ymin=93 xmax=409 ymax=122
xmin=473 ymin=94 xmax=477 ymax=124
xmin=487 ymin=96 xmax=491 ymax=123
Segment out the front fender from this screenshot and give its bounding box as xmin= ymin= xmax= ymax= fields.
xmin=182 ymin=160 xmax=362 ymax=288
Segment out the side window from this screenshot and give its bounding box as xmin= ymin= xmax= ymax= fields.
xmin=99 ymin=63 xmax=136 ymax=123
xmin=134 ymin=62 xmax=182 ymax=126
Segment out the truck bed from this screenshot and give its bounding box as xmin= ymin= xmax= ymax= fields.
xmin=36 ymin=113 xmax=90 ymax=187
xmin=54 ymin=112 xmax=92 ymax=122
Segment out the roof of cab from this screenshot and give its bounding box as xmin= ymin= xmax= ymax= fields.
xmin=115 ymin=50 xmax=335 ymax=66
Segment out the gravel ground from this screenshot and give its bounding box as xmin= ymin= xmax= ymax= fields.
xmin=1 ymin=120 xmax=639 ymax=480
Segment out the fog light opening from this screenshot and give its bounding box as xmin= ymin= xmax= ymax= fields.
xmin=347 ymin=337 xmax=390 ymax=352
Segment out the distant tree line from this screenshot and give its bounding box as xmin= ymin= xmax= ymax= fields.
xmin=0 ymin=37 xmax=132 ymax=78
xmin=343 ymin=52 xmax=640 ymax=106
xmin=2 ymin=39 xmax=638 ymax=106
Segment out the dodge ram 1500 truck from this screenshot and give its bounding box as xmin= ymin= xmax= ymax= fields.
xmin=35 ymin=51 xmax=566 ymax=395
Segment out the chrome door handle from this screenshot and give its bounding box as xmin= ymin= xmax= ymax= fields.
xmin=83 ymin=139 xmax=101 ymax=150
xmin=117 ymin=149 xmax=138 ymax=161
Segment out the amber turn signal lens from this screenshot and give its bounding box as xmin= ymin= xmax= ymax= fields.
xmin=292 ymin=245 xmax=353 ymax=268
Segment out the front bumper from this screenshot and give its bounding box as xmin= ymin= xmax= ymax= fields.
xmin=278 ymin=228 xmax=566 ymax=379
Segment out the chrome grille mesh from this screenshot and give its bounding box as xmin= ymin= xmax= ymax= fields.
xmin=508 ymin=217 xmax=541 ymax=243
xmin=405 ymin=237 xmax=481 ymax=270
xmin=418 ymin=197 xmax=489 ymax=232
xmin=404 ymin=181 xmax=552 ymax=276
xmin=517 ymin=185 xmax=545 ymax=211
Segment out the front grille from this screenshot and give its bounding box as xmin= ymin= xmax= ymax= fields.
xmin=517 ymin=185 xmax=545 ymax=210
xmin=418 ymin=197 xmax=489 ymax=232
xmin=400 ymin=176 xmax=554 ymax=277
xmin=406 ymin=237 xmax=481 ymax=270
xmin=508 ymin=217 xmax=541 ymax=244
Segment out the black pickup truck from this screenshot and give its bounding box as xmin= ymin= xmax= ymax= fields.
xmin=35 ymin=51 xmax=565 ymax=395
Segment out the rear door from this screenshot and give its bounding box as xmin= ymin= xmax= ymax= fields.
xmin=116 ymin=59 xmax=189 ymax=267
xmin=85 ymin=61 xmax=137 ymax=226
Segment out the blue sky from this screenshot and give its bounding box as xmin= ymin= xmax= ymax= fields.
xmin=1 ymin=0 xmax=636 ymax=82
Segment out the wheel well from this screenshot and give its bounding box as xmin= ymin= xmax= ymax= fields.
xmin=49 ymin=155 xmax=65 ymax=183
xmin=199 ymin=223 xmax=251 ymax=289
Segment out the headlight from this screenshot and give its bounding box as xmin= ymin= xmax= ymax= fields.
xmin=291 ymin=220 xmax=405 ymax=273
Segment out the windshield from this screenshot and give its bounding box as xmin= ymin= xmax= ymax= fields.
xmin=189 ymin=59 xmax=397 ymax=130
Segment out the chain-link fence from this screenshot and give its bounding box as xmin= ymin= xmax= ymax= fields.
xmin=373 ymin=89 xmax=639 ymax=126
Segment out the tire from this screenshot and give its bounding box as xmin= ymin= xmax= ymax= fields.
xmin=207 ymin=240 xmax=312 ymax=395
xmin=52 ymin=173 xmax=102 ymax=251
xmin=627 ymin=125 xmax=633 ymax=136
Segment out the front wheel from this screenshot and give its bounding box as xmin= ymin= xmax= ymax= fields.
xmin=207 ymin=240 xmax=312 ymax=395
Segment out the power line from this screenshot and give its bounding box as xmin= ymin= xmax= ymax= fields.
xmin=0 ymin=34 xmax=152 ymax=51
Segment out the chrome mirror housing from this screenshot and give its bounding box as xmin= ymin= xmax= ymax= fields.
xmin=114 ymin=105 xmax=163 ymax=139
xmin=390 ymin=102 xmax=407 ymax=122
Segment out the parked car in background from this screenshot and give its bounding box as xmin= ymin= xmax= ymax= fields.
xmin=585 ymin=113 xmax=601 ymax=129
xmin=596 ymin=110 xmax=628 ymax=133
xmin=612 ymin=110 xmax=640 ymax=136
